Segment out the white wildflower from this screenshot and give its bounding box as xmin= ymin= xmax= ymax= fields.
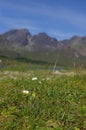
xmin=32 ymin=77 xmax=38 ymax=80
xmin=22 ymin=90 xmax=29 ymax=94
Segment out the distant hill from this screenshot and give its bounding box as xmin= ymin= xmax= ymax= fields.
xmin=0 ymin=29 xmax=86 ymax=67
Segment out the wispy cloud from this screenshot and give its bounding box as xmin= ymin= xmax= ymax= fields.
xmin=48 ymin=29 xmax=73 ymax=40
xmin=0 ymin=14 xmax=39 ymax=31
xmin=57 ymin=7 xmax=86 ymax=30
xmin=0 ymin=0 xmax=86 ymax=38
xmin=1 ymin=1 xmax=86 ymax=30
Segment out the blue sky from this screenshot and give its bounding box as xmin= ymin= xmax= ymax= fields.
xmin=0 ymin=0 xmax=86 ymax=40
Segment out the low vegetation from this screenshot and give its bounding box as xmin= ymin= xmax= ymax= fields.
xmin=0 ymin=57 xmax=86 ymax=130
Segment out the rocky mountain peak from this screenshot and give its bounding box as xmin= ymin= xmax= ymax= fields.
xmin=3 ymin=29 xmax=31 ymax=46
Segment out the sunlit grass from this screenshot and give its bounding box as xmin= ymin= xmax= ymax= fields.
xmin=0 ymin=70 xmax=86 ymax=130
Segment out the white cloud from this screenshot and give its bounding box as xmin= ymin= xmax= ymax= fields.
xmin=1 ymin=1 xmax=86 ymax=25
xmin=50 ymin=30 xmax=71 ymax=37
xmin=57 ymin=7 xmax=86 ymax=30
xmin=0 ymin=14 xmax=39 ymax=31
xmin=1 ymin=1 xmax=86 ymax=35
xmin=48 ymin=30 xmax=73 ymax=40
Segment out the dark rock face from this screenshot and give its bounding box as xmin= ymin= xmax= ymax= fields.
xmin=79 ymin=37 xmax=86 ymax=44
xmin=3 ymin=29 xmax=31 ymax=46
xmin=30 ymin=33 xmax=59 ymax=51
xmin=1 ymin=28 xmax=86 ymax=55
xmin=2 ymin=29 xmax=59 ymax=51
xmin=0 ymin=29 xmax=86 ymax=66
xmin=60 ymin=36 xmax=81 ymax=47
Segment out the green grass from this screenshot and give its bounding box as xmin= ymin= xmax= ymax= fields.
xmin=0 ymin=56 xmax=51 ymax=71
xmin=0 ymin=70 xmax=86 ymax=130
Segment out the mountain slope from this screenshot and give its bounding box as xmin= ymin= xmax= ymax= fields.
xmin=0 ymin=29 xmax=86 ymax=67
xmin=3 ymin=29 xmax=59 ymax=51
xmin=3 ymin=29 xmax=31 ymax=47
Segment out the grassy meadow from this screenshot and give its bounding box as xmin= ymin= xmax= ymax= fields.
xmin=0 ymin=57 xmax=86 ymax=130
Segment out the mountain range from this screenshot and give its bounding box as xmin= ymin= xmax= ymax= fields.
xmin=0 ymin=29 xmax=86 ymax=67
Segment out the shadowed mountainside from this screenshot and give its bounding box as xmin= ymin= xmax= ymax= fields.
xmin=0 ymin=29 xmax=86 ymax=67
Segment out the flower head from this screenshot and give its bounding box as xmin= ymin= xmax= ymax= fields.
xmin=32 ymin=77 xmax=38 ymax=80
xmin=22 ymin=90 xmax=29 ymax=94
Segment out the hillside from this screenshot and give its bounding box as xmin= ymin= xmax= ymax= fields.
xmin=0 ymin=29 xmax=86 ymax=67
